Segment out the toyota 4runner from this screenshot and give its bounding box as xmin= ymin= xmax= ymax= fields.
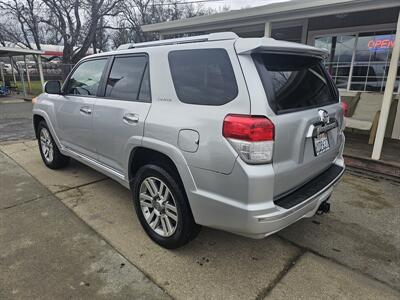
xmin=33 ymin=32 xmax=345 ymax=248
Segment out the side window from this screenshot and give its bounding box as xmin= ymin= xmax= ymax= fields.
xmin=66 ymin=59 xmax=107 ymax=96
xmin=105 ymin=55 xmax=150 ymax=102
xmin=168 ymin=49 xmax=238 ymax=105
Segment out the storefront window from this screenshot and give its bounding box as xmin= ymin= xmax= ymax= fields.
xmin=314 ymin=31 xmax=400 ymax=92
xmin=315 ymin=35 xmax=355 ymax=90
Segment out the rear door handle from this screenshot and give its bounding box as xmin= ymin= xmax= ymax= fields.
xmin=80 ymin=106 xmax=92 ymax=115
xmin=123 ymin=113 xmax=139 ymax=124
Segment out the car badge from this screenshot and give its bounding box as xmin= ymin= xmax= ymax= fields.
xmin=318 ymin=109 xmax=329 ymax=124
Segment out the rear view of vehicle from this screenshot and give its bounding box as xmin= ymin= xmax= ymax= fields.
xmin=214 ymin=38 xmax=346 ymax=238
xmin=183 ymin=37 xmax=345 ymax=240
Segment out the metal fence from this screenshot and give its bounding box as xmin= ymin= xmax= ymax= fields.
xmin=1 ymin=62 xmax=75 ymax=96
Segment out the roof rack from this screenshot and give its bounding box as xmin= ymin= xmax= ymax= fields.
xmin=117 ymin=32 xmax=238 ymax=50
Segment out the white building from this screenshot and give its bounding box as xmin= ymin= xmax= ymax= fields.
xmin=142 ymin=0 xmax=400 ymax=162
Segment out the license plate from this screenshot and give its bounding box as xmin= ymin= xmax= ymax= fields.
xmin=313 ymin=132 xmax=330 ymax=156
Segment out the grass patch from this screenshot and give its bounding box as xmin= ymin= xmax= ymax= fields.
xmin=15 ymin=81 xmax=43 ymax=97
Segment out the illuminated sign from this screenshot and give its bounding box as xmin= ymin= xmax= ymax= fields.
xmin=368 ymin=35 xmax=395 ymax=51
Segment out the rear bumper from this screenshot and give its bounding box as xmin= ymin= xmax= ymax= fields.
xmin=188 ymin=160 xmax=345 ymax=239
xmin=246 ymin=163 xmax=344 ymax=238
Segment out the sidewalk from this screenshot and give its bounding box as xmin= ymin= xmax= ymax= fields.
xmin=1 ymin=141 xmax=399 ymax=299
xmin=0 ymin=151 xmax=169 ymax=299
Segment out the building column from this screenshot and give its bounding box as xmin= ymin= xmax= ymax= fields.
xmin=264 ymin=21 xmax=272 ymax=38
xmin=24 ymin=55 xmax=32 ymax=94
xmin=301 ymin=19 xmax=309 ymax=44
xmin=37 ymin=54 xmax=45 ymax=92
xmin=372 ymin=11 xmax=400 ymax=160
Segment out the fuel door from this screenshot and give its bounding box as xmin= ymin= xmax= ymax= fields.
xmin=178 ymin=129 xmax=200 ymax=153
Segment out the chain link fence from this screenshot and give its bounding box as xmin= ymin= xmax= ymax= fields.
xmin=1 ymin=61 xmax=75 ymax=97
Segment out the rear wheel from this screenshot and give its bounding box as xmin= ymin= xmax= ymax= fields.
xmin=132 ymin=164 xmax=200 ymax=249
xmin=37 ymin=121 xmax=69 ymax=169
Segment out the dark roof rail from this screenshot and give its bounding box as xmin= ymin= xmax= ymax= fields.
xmin=117 ymin=32 xmax=238 ymax=50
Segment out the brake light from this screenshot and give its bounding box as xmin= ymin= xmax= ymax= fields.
xmin=223 ymin=115 xmax=274 ymax=141
xmin=223 ymin=114 xmax=274 ymax=164
xmin=341 ymin=101 xmax=349 ymax=117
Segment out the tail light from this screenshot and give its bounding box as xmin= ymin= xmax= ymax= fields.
xmin=341 ymin=101 xmax=349 ymax=117
xmin=223 ymin=114 xmax=274 ymax=164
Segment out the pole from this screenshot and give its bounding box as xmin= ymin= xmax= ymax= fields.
xmin=0 ymin=62 xmax=5 ymax=85
xmin=264 ymin=21 xmax=272 ymax=38
xmin=10 ymin=56 xmax=17 ymax=87
xmin=372 ymin=12 xmax=400 ymax=160
xmin=18 ymin=62 xmax=27 ymax=99
xmin=37 ymin=54 xmax=45 ymax=92
xmin=24 ymin=55 xmax=32 ymax=94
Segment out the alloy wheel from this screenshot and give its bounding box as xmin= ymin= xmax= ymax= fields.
xmin=40 ymin=128 xmax=54 ymax=163
xmin=139 ymin=177 xmax=179 ymax=237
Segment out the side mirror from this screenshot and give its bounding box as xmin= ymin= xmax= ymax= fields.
xmin=44 ymin=80 xmax=62 ymax=94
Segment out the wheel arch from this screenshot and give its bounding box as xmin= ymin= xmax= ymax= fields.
xmin=128 ymin=146 xmax=192 ymax=190
xmin=127 ymin=140 xmax=197 ymax=199
xmin=33 ymin=114 xmax=45 ymax=138
xmin=32 ymin=109 xmax=63 ymax=149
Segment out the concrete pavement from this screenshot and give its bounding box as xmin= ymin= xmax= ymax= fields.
xmin=268 ymin=253 xmax=399 ymax=300
xmin=1 ymin=140 xmax=399 ymax=299
xmin=0 ymin=150 xmax=170 ymax=299
xmin=0 ymin=100 xmax=35 ymax=142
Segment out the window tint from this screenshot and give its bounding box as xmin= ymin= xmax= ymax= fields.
xmin=66 ymin=59 xmax=107 ymax=96
xmin=105 ymin=56 xmax=149 ymax=101
xmin=253 ymin=53 xmax=337 ymax=114
xmin=168 ymin=49 xmax=238 ymax=105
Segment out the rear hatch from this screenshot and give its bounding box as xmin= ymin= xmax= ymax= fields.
xmin=235 ymin=38 xmax=344 ymax=197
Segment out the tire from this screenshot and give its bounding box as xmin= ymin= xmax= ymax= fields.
xmin=132 ymin=164 xmax=200 ymax=249
xmin=37 ymin=121 xmax=69 ymax=169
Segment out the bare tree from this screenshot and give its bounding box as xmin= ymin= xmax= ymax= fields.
xmin=111 ymin=25 xmax=134 ymax=49
xmin=93 ymin=17 xmax=111 ymax=53
xmin=41 ymin=0 xmax=122 ymax=64
xmin=0 ymin=0 xmax=224 ymax=62
xmin=0 ymin=0 xmax=44 ymax=50
xmin=116 ymin=0 xmax=217 ymax=47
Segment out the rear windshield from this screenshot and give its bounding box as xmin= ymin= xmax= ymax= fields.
xmin=169 ymin=49 xmax=238 ymax=105
xmin=252 ymin=53 xmax=338 ymax=114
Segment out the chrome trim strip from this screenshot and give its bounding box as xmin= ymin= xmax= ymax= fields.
xmin=306 ymin=119 xmax=338 ymax=138
xmin=63 ymin=147 xmax=125 ymax=180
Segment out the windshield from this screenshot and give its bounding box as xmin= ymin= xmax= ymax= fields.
xmin=252 ymin=53 xmax=338 ymax=114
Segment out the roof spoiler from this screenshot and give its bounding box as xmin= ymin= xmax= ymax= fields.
xmin=235 ymin=37 xmax=328 ymax=59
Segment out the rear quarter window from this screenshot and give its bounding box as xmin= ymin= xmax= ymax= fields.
xmin=168 ymin=49 xmax=238 ymax=105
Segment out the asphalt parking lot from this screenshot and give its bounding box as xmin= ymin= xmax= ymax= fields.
xmin=1 ymin=139 xmax=399 ymax=299
xmin=0 ymin=100 xmax=35 ymax=142
xmin=1 ymin=98 xmax=399 ymax=299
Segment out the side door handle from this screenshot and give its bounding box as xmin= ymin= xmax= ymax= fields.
xmin=123 ymin=113 xmax=139 ymax=125
xmin=80 ymin=106 xmax=92 ymax=115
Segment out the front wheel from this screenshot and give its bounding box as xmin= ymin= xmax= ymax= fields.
xmin=37 ymin=121 xmax=69 ymax=169
xmin=132 ymin=164 xmax=200 ymax=249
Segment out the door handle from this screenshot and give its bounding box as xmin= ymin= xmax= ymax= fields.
xmin=123 ymin=113 xmax=139 ymax=124
xmin=80 ymin=106 xmax=92 ymax=115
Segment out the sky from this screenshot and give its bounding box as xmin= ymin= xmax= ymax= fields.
xmin=198 ymin=0 xmax=291 ymax=10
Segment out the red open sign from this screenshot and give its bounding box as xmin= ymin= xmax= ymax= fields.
xmin=368 ymin=36 xmax=395 ymax=50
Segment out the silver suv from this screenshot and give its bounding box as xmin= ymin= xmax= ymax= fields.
xmin=33 ymin=32 xmax=345 ymax=248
